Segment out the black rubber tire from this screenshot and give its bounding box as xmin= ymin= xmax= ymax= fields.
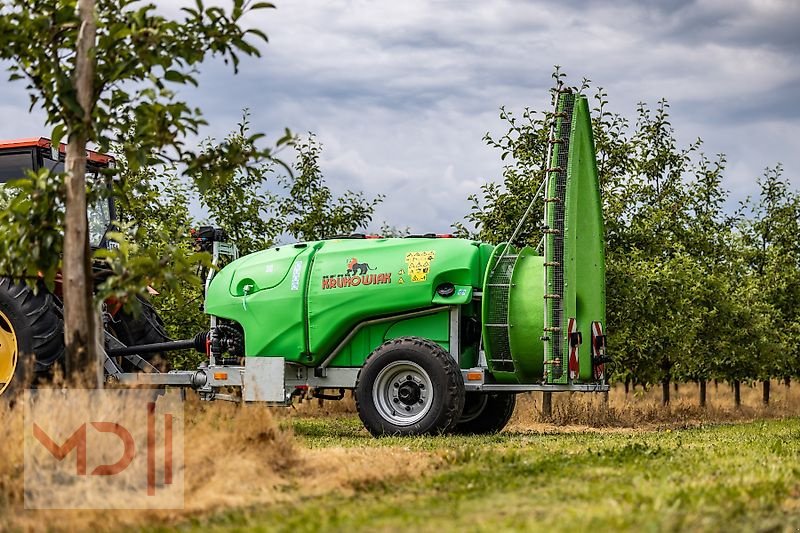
xmin=355 ymin=337 xmax=465 ymax=436
xmin=109 ymin=297 xmax=170 ymax=348
xmin=0 ymin=278 xmax=64 ymax=397
xmin=452 ymin=392 xmax=516 ymax=435
xmin=107 ymin=297 xmax=170 ymax=371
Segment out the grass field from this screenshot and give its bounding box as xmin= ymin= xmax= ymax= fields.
xmin=4 ymin=384 xmax=800 ymax=532
xmin=171 ymin=415 xmax=800 ymax=533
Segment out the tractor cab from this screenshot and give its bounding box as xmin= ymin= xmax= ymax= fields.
xmin=0 ymin=137 xmax=116 ymax=249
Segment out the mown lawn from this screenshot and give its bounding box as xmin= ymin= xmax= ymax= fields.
xmin=170 ymin=416 xmax=800 ymax=532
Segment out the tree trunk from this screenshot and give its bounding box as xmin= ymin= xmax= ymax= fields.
xmin=673 ymin=382 xmax=679 ymax=393
xmin=662 ymin=378 xmax=670 ymax=406
xmin=699 ymin=380 xmax=706 ymax=408
xmin=733 ymin=380 xmax=741 ymax=407
xmin=785 ymin=376 xmax=791 ymax=388
xmin=762 ymin=380 xmax=770 ymax=406
xmin=541 ymin=391 xmax=552 ymax=419
xmin=714 ymin=379 xmax=719 ymax=390
xmin=63 ymin=0 xmax=98 ymax=382
xmin=624 ymin=376 xmax=630 ymax=395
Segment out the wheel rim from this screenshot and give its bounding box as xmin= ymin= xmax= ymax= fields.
xmin=0 ymin=310 xmax=19 ymax=396
xmin=372 ymin=361 xmax=434 ymax=426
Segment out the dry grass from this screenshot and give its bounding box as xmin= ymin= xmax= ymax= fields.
xmin=508 ymin=379 xmax=800 ymax=431
xmin=287 ymin=390 xmax=358 ymax=418
xmin=0 ymin=399 xmax=24 ymax=517
xmin=0 ymin=390 xmax=432 ymax=533
xmin=289 ymin=380 xmax=800 ymax=430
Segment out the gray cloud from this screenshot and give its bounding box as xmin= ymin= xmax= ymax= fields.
xmin=1 ymin=0 xmax=798 ymax=234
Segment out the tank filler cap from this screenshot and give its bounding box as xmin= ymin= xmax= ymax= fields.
xmin=436 ymin=283 xmax=456 ymax=297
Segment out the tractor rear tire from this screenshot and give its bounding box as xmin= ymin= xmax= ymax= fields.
xmin=109 ymin=297 xmax=170 ymax=348
xmin=106 ymin=297 xmax=170 ymax=371
xmin=0 ymin=278 xmax=64 ymax=398
xmin=452 ymin=392 xmax=516 ymax=435
xmin=355 ymin=337 xmax=465 ymax=436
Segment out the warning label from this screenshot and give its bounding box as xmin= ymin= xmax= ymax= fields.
xmin=404 ymin=251 xmax=436 ymax=283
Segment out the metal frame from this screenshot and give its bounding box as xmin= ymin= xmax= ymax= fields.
xmin=448 ymin=305 xmax=460 ymax=365
xmin=460 ymin=368 xmax=608 ymax=393
xmin=287 ymin=364 xmax=360 ymax=389
xmin=478 ymin=383 xmax=608 ymax=392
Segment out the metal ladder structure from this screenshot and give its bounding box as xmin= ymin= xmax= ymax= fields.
xmin=542 ymin=88 xmax=576 ymax=384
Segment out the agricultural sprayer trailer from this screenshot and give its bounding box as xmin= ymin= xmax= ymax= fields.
xmin=106 ymin=89 xmax=610 ymax=436
xmin=1 ymin=89 xmax=610 ymax=436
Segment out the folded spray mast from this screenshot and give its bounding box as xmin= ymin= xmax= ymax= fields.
xmin=483 ymin=81 xmax=608 ymax=385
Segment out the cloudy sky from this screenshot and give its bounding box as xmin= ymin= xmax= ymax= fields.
xmin=2 ymin=0 xmax=798 ymax=234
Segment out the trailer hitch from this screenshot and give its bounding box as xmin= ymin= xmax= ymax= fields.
xmin=106 ymin=325 xmax=243 ymax=360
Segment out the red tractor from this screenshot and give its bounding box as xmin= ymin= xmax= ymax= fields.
xmin=0 ymin=137 xmax=169 ymax=396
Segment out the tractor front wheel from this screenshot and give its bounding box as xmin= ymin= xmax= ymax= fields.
xmin=452 ymin=392 xmax=516 ymax=434
xmin=355 ymin=337 xmax=464 ymax=436
xmin=0 ymin=278 xmax=64 ymax=398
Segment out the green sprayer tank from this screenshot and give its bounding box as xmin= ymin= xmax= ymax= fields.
xmin=203 ymin=90 xmax=608 ymax=435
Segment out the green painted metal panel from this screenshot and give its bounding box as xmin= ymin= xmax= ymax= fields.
xmin=205 ymin=237 xmax=483 ymax=366
xmin=482 ymin=245 xmax=545 ymax=384
xmin=545 ymin=93 xmax=574 ymax=384
xmin=307 ymin=238 xmax=480 ymax=365
xmin=569 ymin=96 xmax=606 ymax=381
xmin=226 ymin=245 xmax=307 ymax=296
xmin=326 ymin=310 xmax=450 ymax=367
xmin=508 ymin=249 xmax=545 ymax=382
xmin=204 ymin=245 xmax=315 ymax=362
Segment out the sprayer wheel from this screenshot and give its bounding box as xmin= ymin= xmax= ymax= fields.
xmin=0 ymin=278 xmax=64 ymax=399
xmin=355 ymin=337 xmax=465 ymax=436
xmin=452 ymin=392 xmax=516 ymax=434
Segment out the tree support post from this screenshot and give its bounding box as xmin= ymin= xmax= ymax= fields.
xmin=541 ymin=391 xmax=552 ymax=419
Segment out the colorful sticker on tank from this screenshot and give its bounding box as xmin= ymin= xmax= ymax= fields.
xmin=405 ymin=251 xmax=435 ymax=282
xmin=321 ymin=257 xmax=392 ymax=290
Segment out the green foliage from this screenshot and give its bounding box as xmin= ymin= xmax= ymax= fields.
xmin=460 ymin=71 xmax=800 ymax=387
xmin=278 ymin=134 xmax=384 ymax=241
xmin=453 ymin=106 xmax=549 ymax=245
xmin=197 ymin=125 xmax=383 ymax=253
xmin=0 ymin=0 xmax=272 ymax=159
xmin=0 ymin=0 xmax=273 ymax=294
xmin=741 ymin=165 xmax=800 ymax=379
xmin=0 ymin=169 xmax=64 ymax=288
xmin=198 ymin=112 xmax=284 ymax=255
